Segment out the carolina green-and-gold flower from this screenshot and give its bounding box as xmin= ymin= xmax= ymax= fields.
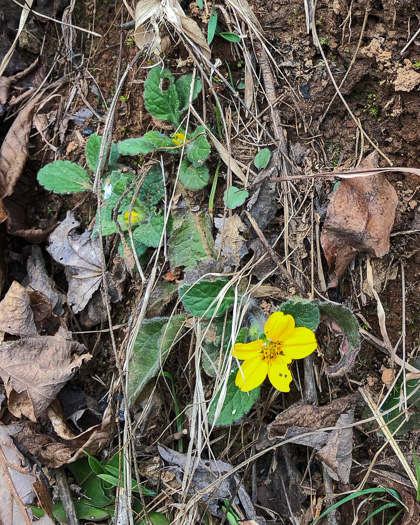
xmin=233 ymin=312 xmax=317 ymax=392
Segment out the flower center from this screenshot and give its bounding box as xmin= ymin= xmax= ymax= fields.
xmin=261 ymin=341 xmax=283 ymax=362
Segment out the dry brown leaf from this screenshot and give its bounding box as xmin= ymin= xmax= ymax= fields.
xmin=321 ymin=152 xmax=398 ymax=287
xmin=134 ymin=0 xmax=210 ymax=59
xmin=215 ymin=215 xmax=249 ymax=267
xmin=0 ymin=281 xmax=91 ymax=421
xmin=0 ymin=93 xmax=41 ymax=200
xmin=47 ymin=212 xmax=102 ymax=313
xmin=15 ymin=402 xmax=114 ymax=468
xmin=0 ymin=424 xmax=54 ymax=524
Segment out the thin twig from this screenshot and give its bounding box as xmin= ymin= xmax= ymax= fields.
xmin=56 ymin=468 xmax=79 ymax=525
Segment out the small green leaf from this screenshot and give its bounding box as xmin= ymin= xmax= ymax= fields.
xmin=179 ymin=159 xmax=210 ymax=190
xmin=168 ymin=212 xmax=215 ymax=270
xmin=196 ymin=0 xmax=203 ymax=7
xmin=139 ymin=165 xmax=164 ymax=205
xmin=186 ymin=126 xmax=211 ymax=167
xmin=219 ymin=32 xmax=241 ymax=42
xmin=179 ymin=279 xmax=235 ymax=318
xmin=128 ymin=315 xmax=186 ymax=405
xmin=118 ymin=131 xmax=175 ymax=156
xmin=254 ymin=148 xmax=271 ymax=169
xmin=85 ymin=452 xmax=104 ymax=475
xmin=86 ymin=133 xmax=120 ymax=172
xmin=144 ymin=67 xmax=180 ymax=126
xmin=279 ymin=299 xmax=320 ymax=331
xmin=134 ymin=210 xmax=165 ymax=248
xmin=176 ymin=74 xmax=202 ymax=112
xmin=37 ymin=160 xmax=93 ymax=194
xmin=53 ymin=501 xmax=110 ymax=522
xmin=208 ymin=11 xmax=218 ymax=44
xmin=208 ymin=369 xmax=260 ymax=426
xmin=223 ymin=186 xmax=249 ymax=209
xmin=68 ymin=458 xmax=111 ymax=507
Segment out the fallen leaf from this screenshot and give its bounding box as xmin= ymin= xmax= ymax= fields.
xmin=47 ymin=211 xmax=102 ymax=313
xmin=0 ymin=425 xmax=54 ymax=524
xmin=268 ymin=393 xmax=360 ymax=484
xmin=0 ymin=281 xmax=91 ymax=421
xmin=158 ymin=444 xmax=260 ymax=521
xmin=0 ymin=93 xmax=41 ymax=200
xmin=320 ymin=152 xmax=398 ymax=287
xmin=215 ymin=215 xmax=249 ymax=267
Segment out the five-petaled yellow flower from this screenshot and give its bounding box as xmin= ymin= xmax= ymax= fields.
xmin=233 ymin=312 xmax=317 ymax=392
xmin=173 ymin=132 xmax=186 ymax=146
xmin=124 ymin=211 xmax=139 ymax=224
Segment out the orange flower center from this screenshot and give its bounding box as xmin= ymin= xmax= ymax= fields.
xmin=261 ymin=341 xmax=283 ymax=362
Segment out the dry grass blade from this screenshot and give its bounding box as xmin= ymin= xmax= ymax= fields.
xmin=271 ymin=165 xmax=420 ymax=182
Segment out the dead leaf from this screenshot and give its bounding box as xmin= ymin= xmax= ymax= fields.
xmin=0 ymin=424 xmax=54 ymax=524
xmin=215 ymin=215 xmax=249 ymax=267
xmin=0 ymin=93 xmax=41 ymax=200
xmin=158 ymin=444 xmax=260 ymax=521
xmin=0 ymin=281 xmax=91 ymax=421
xmin=321 ymin=152 xmax=398 ymax=287
xmin=47 ymin=211 xmax=103 ymax=314
xmin=15 ymin=402 xmax=114 ymax=468
xmin=134 ymin=0 xmax=211 ymax=59
xmin=268 ymin=394 xmax=360 ymax=484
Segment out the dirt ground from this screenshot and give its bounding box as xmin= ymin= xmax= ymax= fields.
xmin=1 ymin=0 xmax=420 ymax=523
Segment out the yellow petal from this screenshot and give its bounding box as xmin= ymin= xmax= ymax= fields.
xmin=282 ymin=327 xmax=317 ymax=359
xmin=268 ymin=358 xmax=293 ymax=392
xmin=235 ymin=355 xmax=268 ymax=392
xmin=264 ymin=312 xmax=295 ymax=342
xmin=233 ymin=339 xmax=264 ymax=360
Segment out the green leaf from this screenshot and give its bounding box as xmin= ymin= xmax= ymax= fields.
xmin=118 ymin=232 xmax=148 ymax=264
xmin=219 ymin=32 xmax=241 ymax=42
xmin=179 ymin=159 xmax=210 ymax=190
xmin=168 ymin=211 xmax=215 ymax=270
xmin=144 ymin=67 xmax=180 ymax=126
xmin=138 ymin=165 xmax=165 ymax=205
xmin=176 ymin=74 xmax=202 ymax=112
xmin=139 ymin=513 xmax=170 ymax=525
xmin=254 ymin=148 xmax=271 ymax=169
xmin=318 ymin=302 xmax=360 ymax=376
xmin=118 ymin=131 xmax=175 ymax=156
xmin=208 ymin=369 xmax=260 ymax=426
xmin=68 ymin=458 xmax=112 ymax=507
xmin=128 ymin=315 xmax=186 ymax=405
xmin=279 ymin=299 xmax=320 ymax=331
xmin=196 ymin=0 xmax=203 ymax=7
xmin=85 ymin=452 xmax=104 ymax=475
xmin=186 ymin=126 xmax=211 ymax=167
xmin=37 ymin=160 xmax=93 ymax=194
xmin=223 ymin=186 xmax=249 ymax=209
xmin=134 ymin=210 xmax=165 ymax=248
xmin=179 ymin=279 xmax=235 ymax=318
xmin=86 ymin=134 xmax=120 ymax=172
xmin=53 ymin=501 xmax=110 ymax=523
xmin=201 ymin=317 xmax=233 ymax=377
xmin=208 ymin=11 xmax=218 ymax=44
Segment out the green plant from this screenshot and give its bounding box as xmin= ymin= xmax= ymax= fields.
xmin=310 ymin=487 xmax=403 ymax=525
xmin=319 ymin=37 xmax=329 ymax=46
xmin=413 ymin=60 xmax=420 ymax=70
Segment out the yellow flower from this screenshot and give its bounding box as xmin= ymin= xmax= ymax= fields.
xmin=173 ymin=132 xmax=186 ymax=146
xmin=124 ymin=211 xmax=139 ymax=224
xmin=233 ymin=312 xmax=317 ymax=392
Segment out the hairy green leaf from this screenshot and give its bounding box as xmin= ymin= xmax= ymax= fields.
xmin=208 ymin=369 xmax=260 ymax=426
xmin=118 ymin=131 xmax=175 ymax=156
xmin=279 ymin=299 xmax=320 ymax=331
xmin=179 ymin=159 xmax=210 ymax=190
xmin=168 ymin=212 xmax=215 ymax=270
xmin=37 ymin=160 xmax=92 ymax=194
xmin=179 ymin=279 xmax=235 ymax=318
xmin=223 ymin=186 xmax=249 ymax=209
xmin=134 ymin=210 xmax=165 ymax=248
xmin=144 ymin=67 xmax=180 ymax=126
xmin=254 ymin=148 xmax=271 ymax=170
xmin=138 ymin=165 xmax=164 ymax=205
xmin=128 ymin=315 xmax=186 ymax=405
xmin=186 ymin=126 xmax=211 ymax=166
xmin=86 ymin=133 xmax=120 ymax=172
xmin=176 ymin=74 xmax=202 ymax=112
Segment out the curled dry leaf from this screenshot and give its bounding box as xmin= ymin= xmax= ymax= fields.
xmin=321 ymin=152 xmax=398 ymax=287
xmin=0 ymin=281 xmax=91 ymax=421
xmin=134 ymin=0 xmax=210 ymax=59
xmin=47 ymin=211 xmax=102 ymax=313
xmin=0 ymin=425 xmax=54 ymax=524
xmin=267 ymin=393 xmax=360 ymax=484
xmin=215 ymin=215 xmax=249 ymax=267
